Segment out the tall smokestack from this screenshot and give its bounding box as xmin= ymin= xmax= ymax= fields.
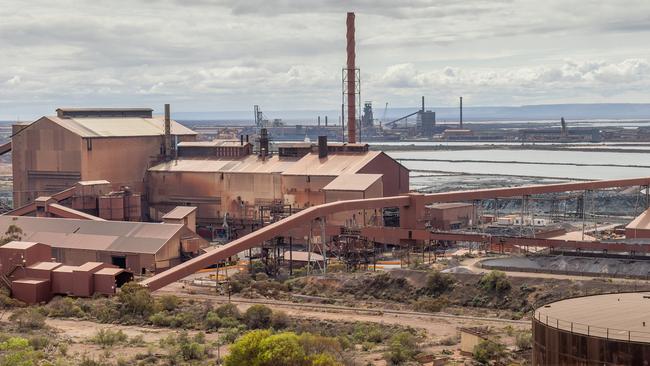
xmin=325 ymin=116 xmax=328 ymax=126
xmin=346 ymin=12 xmax=356 ymax=143
xmin=318 ymin=116 xmax=321 ymax=127
xmin=164 ymin=104 xmax=171 ymax=159
xmin=459 ymin=96 xmax=463 ymax=129
xmin=421 ymin=96 xmax=425 ymax=112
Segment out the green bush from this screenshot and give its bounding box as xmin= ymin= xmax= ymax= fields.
xmin=412 ymin=297 xmax=447 ymax=313
xmin=157 ymin=295 xmax=180 ymax=312
xmin=215 ymin=303 xmax=241 ymax=319
xmin=116 ymin=283 xmax=155 ymax=320
xmin=0 ymin=288 xmax=21 ymax=309
xmin=9 ymin=308 xmax=46 ymax=330
xmin=270 ymin=310 xmax=290 ymax=330
xmin=160 ymin=331 xmax=207 ymax=362
xmin=473 ymin=340 xmax=506 ymax=364
xmin=91 ymin=329 xmax=128 ymax=348
xmin=204 ymin=311 xmax=222 ymax=330
xmin=224 ymin=330 xmax=343 ymax=366
xmin=243 ymin=305 xmax=272 ymax=329
xmin=149 ymin=312 xmax=173 ymax=327
xmin=384 ymin=331 xmax=419 ymax=365
xmin=478 ymin=270 xmax=511 ymax=294
xmin=516 ymin=331 xmax=532 ymax=351
xmin=423 ymin=270 xmax=455 ymax=295
xmin=0 ymin=337 xmax=43 ymax=365
xmin=46 ymin=297 xmax=85 ymax=318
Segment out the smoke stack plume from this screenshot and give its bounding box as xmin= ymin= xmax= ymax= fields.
xmin=346 ymin=12 xmax=356 ymax=143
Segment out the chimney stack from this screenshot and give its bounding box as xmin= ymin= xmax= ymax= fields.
xmin=318 ymin=136 xmax=328 ymax=158
xmin=318 ymin=116 xmax=321 ymax=127
xmin=259 ymin=128 xmax=269 ymax=159
xmin=459 ymin=96 xmax=463 ymax=129
xmin=164 ymin=104 xmax=172 ymax=159
xmin=240 ymin=135 xmax=244 ymax=146
xmin=421 ymin=96 xmax=425 ymax=112
xmin=325 ymin=116 xmax=328 ymax=126
xmin=346 ymin=12 xmax=357 ymax=144
xmin=246 ymin=134 xmax=249 ymax=143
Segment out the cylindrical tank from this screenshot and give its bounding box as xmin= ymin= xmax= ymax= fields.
xmin=533 ymin=292 xmax=650 ymax=365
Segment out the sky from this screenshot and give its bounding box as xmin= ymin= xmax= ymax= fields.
xmin=1 ymin=0 xmax=650 ymax=119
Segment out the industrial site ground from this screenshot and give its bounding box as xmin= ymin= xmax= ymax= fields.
xmin=3 ymin=251 xmax=650 ymax=365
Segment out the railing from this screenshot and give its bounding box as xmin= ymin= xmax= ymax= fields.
xmin=534 ymin=310 xmax=650 ymax=343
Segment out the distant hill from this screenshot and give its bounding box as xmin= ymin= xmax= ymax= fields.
xmin=174 ymin=103 xmax=650 ymax=124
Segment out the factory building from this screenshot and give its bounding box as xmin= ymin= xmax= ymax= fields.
xmin=147 ymin=138 xmax=409 ymax=225
xmin=625 ymin=208 xmax=650 ymax=239
xmin=11 ymin=107 xmax=197 ymax=207
xmin=533 ymin=292 xmax=650 ymax=364
xmin=425 ymin=203 xmax=476 ymax=230
xmin=0 ymin=215 xmax=205 ymax=274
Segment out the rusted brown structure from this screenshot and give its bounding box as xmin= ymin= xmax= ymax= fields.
xmin=140 ymin=176 xmax=650 ymax=291
xmin=346 ymin=12 xmax=357 ymax=143
xmin=533 ymin=292 xmax=650 ymax=364
xmin=147 ymin=147 xmax=409 ymax=224
xmin=425 ymin=203 xmax=476 ymax=230
xmin=0 ymin=241 xmax=133 ymax=304
xmin=0 ymin=215 xmax=205 ymax=274
xmin=11 ymin=107 xmax=197 ymax=207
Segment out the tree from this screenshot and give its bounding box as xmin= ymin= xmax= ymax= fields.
xmin=224 ymin=329 xmax=272 ymax=366
xmin=256 ymin=332 xmax=306 ymax=366
xmin=0 ymin=225 xmax=23 ymax=245
xmin=479 ymin=270 xmax=511 ymax=294
xmin=384 ymin=332 xmax=419 ymax=365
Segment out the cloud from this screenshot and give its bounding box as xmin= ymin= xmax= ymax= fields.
xmin=1 ymin=0 xmax=650 ymax=118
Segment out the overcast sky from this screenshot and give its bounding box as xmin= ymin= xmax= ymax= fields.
xmin=1 ymin=0 xmax=650 ymax=119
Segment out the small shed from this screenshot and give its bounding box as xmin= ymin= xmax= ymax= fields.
xmin=72 ymin=262 xmax=107 ymax=297
xmin=0 ymin=241 xmax=52 ymax=277
xmin=460 ymin=327 xmax=490 ymax=355
xmin=11 ymin=278 xmax=52 ymax=304
xmin=51 ymin=265 xmax=75 ymax=295
xmin=94 ymin=267 xmax=132 ymax=295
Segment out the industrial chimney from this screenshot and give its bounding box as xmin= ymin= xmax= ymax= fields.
xmin=164 ymin=104 xmax=172 ymax=159
xmin=346 ymin=12 xmax=357 ymax=143
xmin=259 ymin=128 xmax=269 ymax=159
xmin=318 ymin=135 xmax=328 ymax=158
xmin=459 ymin=96 xmax=463 ymax=129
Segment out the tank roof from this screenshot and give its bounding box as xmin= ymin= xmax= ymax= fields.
xmin=535 ymin=292 xmax=650 ymax=343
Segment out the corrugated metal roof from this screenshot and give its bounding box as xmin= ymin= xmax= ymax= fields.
xmin=41 ymin=116 xmax=196 ymax=138
xmin=281 ymin=151 xmax=381 ymax=176
xmin=428 ymin=203 xmax=474 ymax=210
xmin=626 ymin=209 xmax=650 ymax=230
xmin=163 ymin=206 xmax=197 ymax=220
xmin=178 ymin=140 xmax=249 ymax=147
xmin=1 ymin=241 xmax=41 ymax=249
xmin=75 ymin=262 xmax=104 ymax=272
xmin=148 ymin=155 xmax=299 ymax=174
xmin=27 ymin=262 xmax=62 ymax=271
xmin=0 ymin=216 xmax=183 ymax=255
xmin=95 ymin=267 xmax=124 ymax=275
xmin=550 ymin=231 xmax=596 ymax=241
xmin=323 ymin=174 xmax=382 ymax=191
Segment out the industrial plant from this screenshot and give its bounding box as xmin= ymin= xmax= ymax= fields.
xmin=3 ymin=8 xmax=650 ymax=366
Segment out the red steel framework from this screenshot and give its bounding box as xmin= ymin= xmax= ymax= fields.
xmin=140 ymin=176 xmax=650 ymax=291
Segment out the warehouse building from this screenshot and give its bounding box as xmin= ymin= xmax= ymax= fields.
xmin=147 ymin=140 xmax=409 ymax=225
xmin=11 ymin=107 xmax=197 ymax=207
xmin=0 ymin=215 xmax=205 ymax=274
